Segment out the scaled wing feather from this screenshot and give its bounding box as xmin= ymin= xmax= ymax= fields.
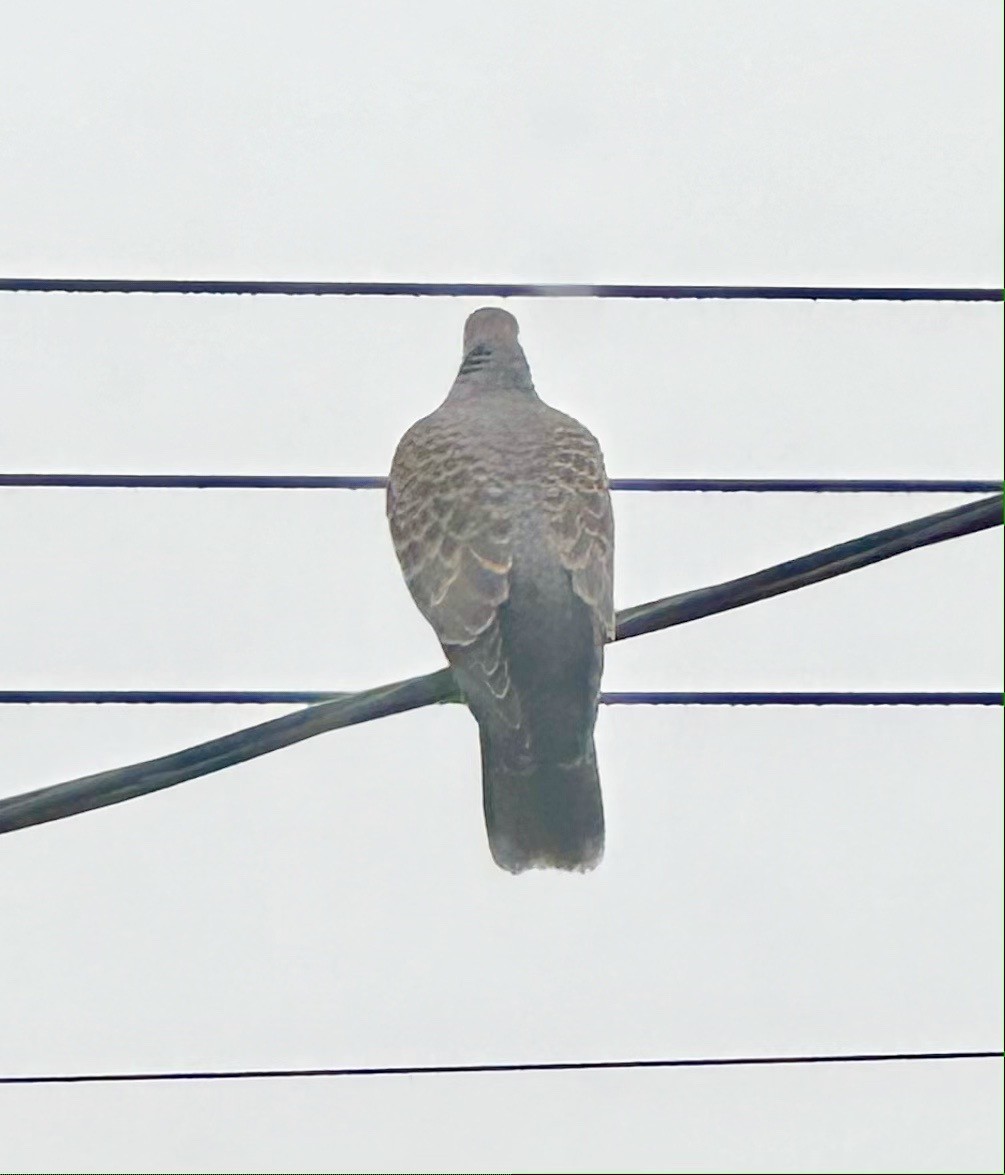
xmin=387 ymin=419 xmax=514 ymax=647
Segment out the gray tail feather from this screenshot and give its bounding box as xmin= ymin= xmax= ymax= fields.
xmin=480 ymin=734 xmax=605 ymax=873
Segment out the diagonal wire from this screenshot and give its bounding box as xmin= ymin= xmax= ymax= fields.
xmin=614 ymin=494 xmax=1001 ymax=638
xmin=2 ymin=278 xmax=1002 ymax=300
xmin=1 ymin=473 xmax=1001 ymax=494
xmin=0 ymin=494 xmax=999 ymax=837
xmin=0 ymin=1049 xmax=1000 ymax=1086
xmin=0 ymin=691 xmax=1000 ymax=707
xmin=3 ymin=1049 xmax=1003 ymax=1086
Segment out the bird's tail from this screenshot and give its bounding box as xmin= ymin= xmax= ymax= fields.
xmin=479 ymin=734 xmax=605 ymax=873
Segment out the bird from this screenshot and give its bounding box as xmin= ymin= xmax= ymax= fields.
xmin=386 ymin=308 xmax=614 ymax=873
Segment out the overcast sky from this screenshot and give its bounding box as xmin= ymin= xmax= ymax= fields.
xmin=0 ymin=2 xmax=1002 ymax=1173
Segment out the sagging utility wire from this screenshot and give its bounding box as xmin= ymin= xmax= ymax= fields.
xmin=0 ymin=493 xmax=999 ymax=837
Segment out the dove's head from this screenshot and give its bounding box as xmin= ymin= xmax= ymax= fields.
xmin=463 ymin=307 xmax=520 ymax=353
xmin=451 ymin=307 xmax=536 ymax=399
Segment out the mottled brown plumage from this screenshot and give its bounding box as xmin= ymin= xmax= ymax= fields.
xmin=387 ymin=308 xmax=614 ymax=872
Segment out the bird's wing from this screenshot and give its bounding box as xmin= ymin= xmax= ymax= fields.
xmin=387 ymin=413 xmax=514 ymax=648
xmin=387 ymin=413 xmax=524 ymax=732
xmin=540 ymin=416 xmax=616 ymax=641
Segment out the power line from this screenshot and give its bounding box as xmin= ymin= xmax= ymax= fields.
xmin=1 ymin=473 xmax=1001 ymax=494
xmin=605 ymin=691 xmax=1002 ymax=706
xmin=1 ymin=1049 xmax=999 ymax=1086
xmin=610 ymin=478 xmax=1003 ymax=494
xmin=0 ymin=691 xmax=999 ymax=707
xmin=616 ymin=494 xmax=1001 ymax=639
xmin=2 ymin=494 xmax=999 ymax=837
xmin=2 ymin=278 xmax=1001 ymax=300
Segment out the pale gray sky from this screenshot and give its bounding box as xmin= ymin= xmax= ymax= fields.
xmin=0 ymin=2 xmax=1002 ymax=1173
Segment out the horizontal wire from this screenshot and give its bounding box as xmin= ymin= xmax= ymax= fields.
xmin=2 ymin=278 xmax=1002 ymax=300
xmin=0 ymin=691 xmax=999 ymax=707
xmin=1 ymin=473 xmax=1001 ymax=493
xmin=2 ymin=1049 xmax=1000 ymax=1086
xmin=606 ymin=691 xmax=1003 ymax=706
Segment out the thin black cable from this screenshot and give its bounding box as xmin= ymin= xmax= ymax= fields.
xmin=1 ymin=1050 xmax=999 ymax=1086
xmin=604 ymin=692 xmax=1003 ymax=706
xmin=1 ymin=473 xmax=1001 ymax=494
xmin=0 ymin=691 xmax=999 ymax=707
xmin=2 ymin=278 xmax=1002 ymax=300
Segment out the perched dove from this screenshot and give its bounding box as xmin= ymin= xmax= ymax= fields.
xmin=387 ymin=308 xmax=614 ymax=873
